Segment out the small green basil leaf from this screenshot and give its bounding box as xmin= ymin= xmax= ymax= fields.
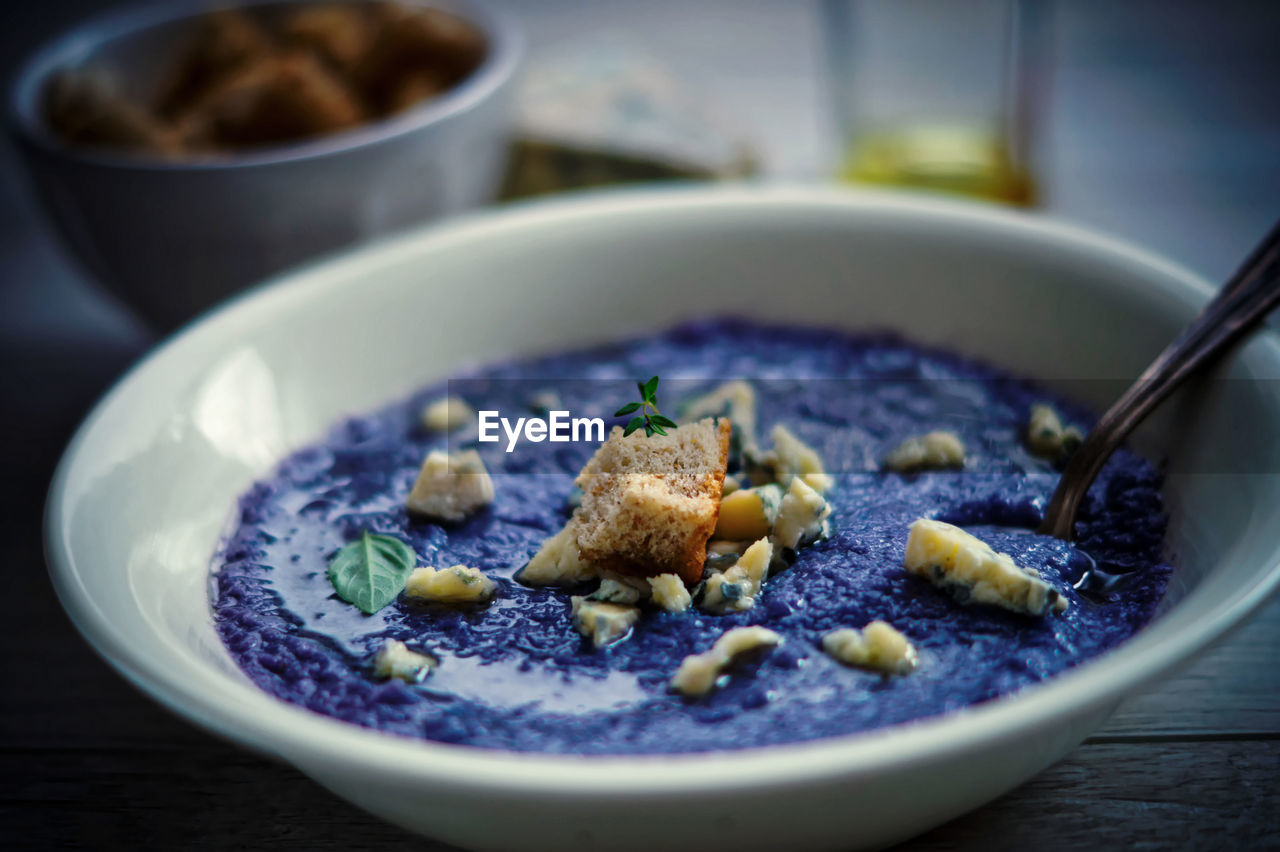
xmin=327 ymin=531 xmax=416 ymax=614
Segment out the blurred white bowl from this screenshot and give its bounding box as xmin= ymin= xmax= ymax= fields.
xmin=8 ymin=0 xmax=521 ymax=331
xmin=45 ymin=187 xmax=1280 ymax=851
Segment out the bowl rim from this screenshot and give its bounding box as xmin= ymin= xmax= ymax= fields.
xmin=44 ymin=186 xmax=1280 ymax=795
xmin=7 ymin=0 xmax=522 ymax=172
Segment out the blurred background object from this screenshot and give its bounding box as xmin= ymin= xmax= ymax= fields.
xmin=823 ymin=0 xmax=1050 ymax=205
xmin=500 ymin=38 xmax=757 ymax=199
xmin=7 ymin=0 xmax=1279 ymax=341
xmin=9 ymin=0 xmax=520 ymax=331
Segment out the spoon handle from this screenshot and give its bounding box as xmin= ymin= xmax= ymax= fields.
xmin=1039 ymin=218 xmax=1280 ymax=540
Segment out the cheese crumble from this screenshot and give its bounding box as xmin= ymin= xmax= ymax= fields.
xmin=904 ymin=518 xmax=1068 ymax=616
xmin=405 ymin=565 xmax=496 ymax=603
xmin=823 ymin=621 xmax=918 ymax=675
xmin=670 ymin=626 xmax=783 ymax=696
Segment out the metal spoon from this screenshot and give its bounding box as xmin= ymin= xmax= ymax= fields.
xmin=1039 ymin=218 xmax=1280 ymax=540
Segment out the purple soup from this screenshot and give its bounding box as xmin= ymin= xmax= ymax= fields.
xmin=212 ymin=319 xmax=1170 ymax=754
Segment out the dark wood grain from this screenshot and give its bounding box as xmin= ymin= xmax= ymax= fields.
xmin=1097 ymin=596 xmax=1280 ymax=740
xmin=903 ymin=740 xmax=1280 ymax=850
xmin=6 ymin=735 xmax=1278 ymax=850
xmin=0 ymin=748 xmax=444 ymax=850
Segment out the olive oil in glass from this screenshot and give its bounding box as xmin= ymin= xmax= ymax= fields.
xmin=824 ymin=0 xmax=1048 ymax=207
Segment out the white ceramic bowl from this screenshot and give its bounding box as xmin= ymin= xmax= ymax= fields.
xmin=46 ymin=188 xmax=1280 ymax=851
xmin=9 ymin=0 xmax=521 ymax=331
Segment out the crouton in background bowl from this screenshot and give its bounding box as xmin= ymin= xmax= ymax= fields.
xmin=7 ymin=0 xmax=521 ymax=331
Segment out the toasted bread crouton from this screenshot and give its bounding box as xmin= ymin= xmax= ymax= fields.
xmin=174 ymin=51 xmax=366 ymax=150
xmin=573 ymin=418 xmax=730 ymax=584
xmin=281 ymin=4 xmax=374 ymax=73
xmin=154 ymin=8 xmax=275 ymax=119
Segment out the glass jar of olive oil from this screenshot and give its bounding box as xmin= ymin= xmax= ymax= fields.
xmin=822 ymin=0 xmax=1050 ymax=206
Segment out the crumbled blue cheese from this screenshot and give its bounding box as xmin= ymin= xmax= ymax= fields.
xmin=700 ymin=537 xmax=772 ymax=613
xmin=1027 ymin=403 xmax=1084 ymax=460
xmin=670 ymin=626 xmax=783 ymax=696
xmin=680 ymin=380 xmax=758 ymax=459
xmin=420 ymin=395 xmax=475 ymax=432
xmin=528 ymin=390 xmax=562 ymax=416
xmin=708 ymin=539 xmax=750 ymax=556
xmin=571 ymin=597 xmax=641 ymax=647
xmin=405 ymin=565 xmax=496 ymax=603
xmin=714 ymin=484 xmax=783 ymax=541
xmin=721 ymin=474 xmax=742 ymax=496
xmin=406 ymin=449 xmax=494 ymax=522
xmin=747 ymin=424 xmax=833 ymax=494
xmin=770 ymin=424 xmax=834 ymax=493
xmin=771 ymin=477 xmax=831 ymax=553
xmin=516 ymin=524 xmax=600 ymax=586
xmin=648 ymin=573 xmax=692 ymax=612
xmin=904 ymin=518 xmax=1068 ymax=616
xmin=823 ymin=621 xmax=918 ymax=675
xmin=705 ymin=539 xmax=749 ymax=574
xmin=589 ymin=572 xmax=649 ymax=605
xmin=882 ymin=431 xmax=966 ymax=472
xmin=373 ymin=640 xmax=437 ymax=682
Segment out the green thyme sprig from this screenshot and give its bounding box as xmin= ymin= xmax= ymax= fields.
xmin=614 ymin=376 xmax=678 ymax=437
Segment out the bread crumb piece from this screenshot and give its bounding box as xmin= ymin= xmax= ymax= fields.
xmin=573 ymin=418 xmax=730 ymax=584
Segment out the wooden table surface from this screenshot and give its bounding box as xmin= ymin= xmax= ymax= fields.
xmin=2 ymin=1 xmax=1278 ymax=849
